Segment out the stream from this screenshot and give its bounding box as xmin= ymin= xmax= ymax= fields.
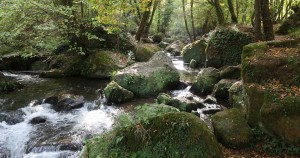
xmin=0 ymin=55 xmax=223 ymax=158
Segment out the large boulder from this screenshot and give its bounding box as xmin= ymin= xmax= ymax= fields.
xmin=165 ymin=40 xmax=185 ymax=56
xmin=212 ymin=108 xmax=253 ymax=149
xmin=205 ymin=28 xmax=253 ymax=68
xmin=152 ymin=33 xmax=165 ymax=43
xmin=104 ymin=81 xmax=134 ymax=103
xmin=0 ymin=53 xmax=40 ymax=71
xmin=181 ymin=39 xmax=207 ymax=67
xmin=81 ymin=51 xmax=127 ymax=78
xmin=242 ymin=40 xmax=300 ymax=146
xmin=133 ymin=43 xmax=161 ymax=62
xmin=276 ymin=5 xmax=300 ymax=35
xmin=113 ymin=52 xmax=180 ymax=97
xmin=191 ymin=67 xmax=220 ymax=95
xmin=83 ymin=112 xmax=222 ymax=158
xmin=212 ymin=79 xmax=237 ymax=101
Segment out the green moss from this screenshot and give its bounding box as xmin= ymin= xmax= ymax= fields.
xmin=134 ymin=44 xmax=161 ymax=62
xmin=181 ymin=39 xmax=206 ymax=67
xmin=104 ymin=81 xmax=134 ymax=103
xmin=212 ymin=108 xmax=253 ymax=149
xmin=83 ymin=112 xmax=222 ymax=158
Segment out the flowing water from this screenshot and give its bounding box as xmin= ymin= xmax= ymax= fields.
xmin=0 ymin=55 xmax=223 ymax=158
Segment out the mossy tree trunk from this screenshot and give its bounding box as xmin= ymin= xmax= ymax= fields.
xmin=254 ymin=0 xmax=263 ymax=41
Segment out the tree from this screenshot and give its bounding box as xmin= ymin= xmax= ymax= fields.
xmin=190 ymin=0 xmax=196 ymax=41
xmin=254 ymin=0 xmax=274 ymax=41
xmin=182 ymin=0 xmax=192 ymax=41
xmin=227 ymin=0 xmax=237 ymax=23
xmin=207 ymin=0 xmax=225 ymax=25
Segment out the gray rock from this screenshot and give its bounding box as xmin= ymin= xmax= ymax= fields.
xmin=213 ymin=79 xmax=237 ymax=101
xmin=191 ymin=67 xmax=220 ymax=95
xmin=165 ymin=40 xmax=185 ymax=56
xmin=104 ymin=81 xmax=134 ymax=104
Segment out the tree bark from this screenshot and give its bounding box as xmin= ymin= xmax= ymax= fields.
xmin=191 ymin=0 xmax=196 ymax=41
xmin=182 ymin=0 xmax=192 ymax=42
xmin=214 ymin=0 xmax=225 ymax=25
xmin=135 ymin=1 xmax=152 ymax=41
xmin=254 ymin=0 xmax=262 ymax=41
xmin=261 ymin=0 xmax=274 ymax=40
xmin=143 ymin=0 xmax=160 ymax=37
xmin=227 ymin=0 xmax=237 ymax=23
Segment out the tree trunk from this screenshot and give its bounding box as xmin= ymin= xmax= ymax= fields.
xmin=261 ymin=0 xmax=274 ymax=40
xmin=135 ymin=1 xmax=152 ymax=41
xmin=182 ymin=0 xmax=192 ymax=41
xmin=214 ymin=0 xmax=225 ymax=25
xmin=143 ymin=0 xmax=160 ymax=38
xmin=254 ymin=0 xmax=262 ymax=41
xmin=227 ymin=0 xmax=237 ymax=23
xmin=191 ymin=0 xmax=196 ymax=41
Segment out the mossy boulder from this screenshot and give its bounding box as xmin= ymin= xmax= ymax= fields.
xmin=206 ymin=28 xmax=253 ymax=68
xmin=191 ymin=67 xmax=220 ymax=95
xmin=0 ymin=53 xmax=41 ymax=71
xmin=260 ymin=92 xmax=300 ymax=146
xmin=165 ymin=40 xmax=185 ymax=56
xmin=134 ymin=43 xmax=161 ymax=62
xmin=83 ymin=112 xmax=222 ymax=158
xmin=152 ymin=33 xmax=165 ymax=43
xmin=113 ymin=51 xmax=180 ymax=97
xmin=212 ymin=108 xmax=253 ymax=149
xmin=213 ymin=79 xmax=237 ymax=101
xmin=228 ymin=81 xmax=246 ymax=116
xmin=81 ymin=51 xmax=127 ymax=78
xmin=29 ymin=61 xmax=49 ymax=71
xmin=220 ymin=66 xmax=241 ymax=79
xmin=104 ymin=81 xmax=134 ymax=103
xmin=181 ymin=39 xmax=207 ymax=67
xmin=156 ymin=93 xmax=172 ymax=105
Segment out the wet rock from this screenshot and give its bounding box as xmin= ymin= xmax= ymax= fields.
xmin=44 ymin=94 xmax=84 ymax=112
xmin=189 ymin=59 xmax=197 ymax=68
xmin=0 ymin=53 xmax=40 ymax=71
xmin=29 ymin=116 xmax=47 ymax=125
xmin=200 ymin=104 xmax=222 ymax=115
xmin=114 ymin=52 xmax=180 ymax=97
xmin=39 ymin=69 xmax=65 ymax=78
xmin=29 ymin=61 xmax=49 ymax=71
xmin=191 ymin=67 xmax=220 ymax=95
xmin=212 ymin=108 xmax=253 ymax=149
xmin=220 ymin=66 xmax=241 ymax=79
xmin=204 ymin=95 xmax=217 ymax=104
xmin=213 ymin=79 xmax=237 ymax=101
xmin=104 ymin=81 xmax=134 ymax=104
xmin=0 ymin=110 xmax=25 ymax=125
xmin=133 ymin=43 xmax=161 ymax=62
xmin=165 ymin=40 xmax=185 ymax=56
xmin=0 ymin=147 xmax=10 ymax=158
xmin=182 ymin=39 xmax=207 ymax=67
xmin=158 ymin=41 xmax=169 ymax=49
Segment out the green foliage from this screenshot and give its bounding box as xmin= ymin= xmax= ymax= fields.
xmin=0 ymin=80 xmax=20 ymax=92
xmin=252 ymin=128 xmax=300 ymax=156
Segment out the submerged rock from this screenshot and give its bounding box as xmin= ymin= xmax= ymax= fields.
xmin=104 ymin=81 xmax=134 ymax=104
xmin=113 ymin=51 xmax=180 ymax=97
xmin=212 ymin=108 xmax=253 ymax=149
xmin=83 ymin=112 xmax=222 ymax=158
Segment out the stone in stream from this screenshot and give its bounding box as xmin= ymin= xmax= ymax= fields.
xmin=219 ymin=65 xmax=241 ymax=80
xmin=0 ymin=110 xmax=25 ymax=125
xmin=165 ymin=40 xmax=185 ymax=56
xmin=44 ymin=94 xmax=84 ymax=112
xmin=133 ymin=43 xmax=161 ymax=62
xmin=29 ymin=116 xmax=47 ymax=125
xmin=212 ymin=79 xmax=237 ymax=102
xmin=190 ymin=67 xmax=220 ymax=96
xmin=103 ymin=81 xmax=134 ymax=104
xmin=181 ymin=39 xmax=207 ymax=67
xmin=203 ymin=95 xmax=217 ymax=104
xmin=113 ymin=51 xmax=180 ymax=97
